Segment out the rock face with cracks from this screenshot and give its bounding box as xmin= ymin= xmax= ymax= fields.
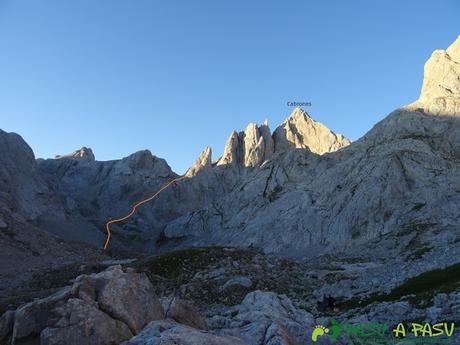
xmin=1 ymin=266 xmax=164 ymax=345
xmin=3 ymin=37 xmax=460 ymax=260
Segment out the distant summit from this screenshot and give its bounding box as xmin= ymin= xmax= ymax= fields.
xmin=273 ymin=108 xmax=351 ymax=155
xmin=55 ymin=147 xmax=95 ymax=161
xmin=189 ymin=108 xmax=350 ymax=173
xmin=415 ymin=35 xmax=460 ymax=115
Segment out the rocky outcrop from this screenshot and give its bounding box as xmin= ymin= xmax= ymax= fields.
xmin=164 ymin=298 xmax=208 ymax=330
xmin=186 ymin=147 xmax=212 ymax=177
xmin=157 ymin=35 xmax=460 ymax=257
xmin=72 ymin=266 xmax=164 ymax=334
xmin=273 ymin=108 xmax=351 ymax=154
xmin=37 ymin=149 xmax=179 ymax=251
xmin=217 ymin=131 xmax=241 ymax=167
xmin=1 ymin=266 xmax=164 ymax=345
xmin=40 ymin=297 xmax=133 ymax=345
xmin=54 ymin=147 xmax=95 ymax=161
xmin=209 ymin=291 xmax=314 ymax=345
xmin=417 ymin=35 xmax=460 ymax=115
xmin=2 ymin=262 xmax=318 ymax=345
xmin=122 ymin=319 xmax=245 ymax=345
xmin=216 ymin=121 xmax=277 ymax=168
xmin=242 ymin=123 xmax=266 ymax=167
xmin=0 ymin=130 xmax=63 ymax=223
xmin=216 ymin=114 xmax=348 ymax=169
xmin=0 ymin=130 xmax=106 ymax=302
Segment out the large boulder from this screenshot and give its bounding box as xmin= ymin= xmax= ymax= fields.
xmin=11 ymin=287 xmax=72 ymax=341
xmin=40 ymin=298 xmax=133 ymax=345
xmin=121 ymin=319 xmax=246 ymax=345
xmin=3 ymin=265 xmax=164 ymax=345
xmin=72 ymin=266 xmax=164 ymax=334
xmin=164 ymin=298 xmax=208 ymax=331
xmin=209 ymin=291 xmax=315 ymax=345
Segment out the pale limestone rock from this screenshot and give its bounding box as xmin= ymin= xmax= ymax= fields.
xmin=260 ymin=120 xmax=275 ymax=160
xmin=55 ymin=147 xmax=95 ymax=161
xmin=217 ymin=122 xmax=276 ymax=168
xmin=417 ymin=35 xmax=460 ymax=115
xmin=217 ymin=131 xmax=240 ymax=167
xmin=243 ymin=123 xmax=265 ymax=167
xmin=6 ymin=266 xmax=164 ymax=345
xmin=121 ymin=319 xmax=246 ymax=345
xmin=273 ymin=108 xmax=351 ymax=154
xmin=186 ymin=147 xmax=212 ymax=177
xmin=162 ymin=38 xmax=460 ymax=255
xmin=40 ymin=298 xmax=133 ymax=345
xmin=214 ymin=291 xmax=314 ymax=345
xmin=84 ymin=266 xmax=164 ymax=333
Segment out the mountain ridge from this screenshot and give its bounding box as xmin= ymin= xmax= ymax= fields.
xmin=1 ymin=35 xmax=459 ymax=257
xmin=2 ymin=34 xmax=460 ymax=345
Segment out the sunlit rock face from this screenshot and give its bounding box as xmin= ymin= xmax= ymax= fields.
xmin=55 ymin=147 xmax=95 ymax=161
xmin=216 ymin=121 xmax=276 ymax=169
xmin=160 ymin=36 xmax=460 ymax=256
xmin=186 ymin=146 xmax=212 ymax=177
xmin=273 ymin=108 xmax=351 ymax=155
xmin=214 ymin=110 xmax=350 ymax=170
xmin=417 ymin=35 xmax=460 ymax=115
xmin=3 ymin=36 xmax=460 ymax=259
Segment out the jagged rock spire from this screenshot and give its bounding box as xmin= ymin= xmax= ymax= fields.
xmin=213 ymin=109 xmax=350 ymax=169
xmin=186 ymin=146 xmax=212 ymax=177
xmin=216 ymin=121 xmax=275 ymax=168
xmin=217 ymin=131 xmax=240 ymax=167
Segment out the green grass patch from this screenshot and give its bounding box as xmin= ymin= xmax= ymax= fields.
xmin=131 ymin=246 xmax=259 ymax=286
xmin=340 ymin=262 xmax=460 ymax=310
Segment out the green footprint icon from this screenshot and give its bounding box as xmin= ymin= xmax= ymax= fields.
xmin=311 ymin=325 xmax=329 ymax=342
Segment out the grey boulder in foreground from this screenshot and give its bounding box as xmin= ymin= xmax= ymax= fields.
xmin=2 ymin=266 xmax=307 ymax=345
xmin=1 ymin=266 xmax=164 ymax=345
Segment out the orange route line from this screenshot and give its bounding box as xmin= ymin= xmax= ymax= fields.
xmin=103 ymin=175 xmax=188 ymax=250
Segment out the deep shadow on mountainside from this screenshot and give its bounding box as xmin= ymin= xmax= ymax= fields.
xmin=1 ymin=35 xmax=460 ymax=345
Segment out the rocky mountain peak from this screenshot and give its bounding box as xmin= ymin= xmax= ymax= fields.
xmin=417 ymin=36 xmax=460 ymax=115
xmin=215 ymin=121 xmax=275 ymax=169
xmin=186 ymin=147 xmax=212 ymax=177
xmin=216 ymin=131 xmax=240 ymax=167
xmin=447 ymin=35 xmax=460 ymax=62
xmin=55 ymin=147 xmax=95 ymax=161
xmin=273 ymin=108 xmax=351 ymax=154
xmin=207 ymin=109 xmax=349 ymax=171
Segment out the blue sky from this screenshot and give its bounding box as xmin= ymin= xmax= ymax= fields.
xmin=0 ymin=1 xmax=458 ymax=173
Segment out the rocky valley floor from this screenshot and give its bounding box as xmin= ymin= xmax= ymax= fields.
xmin=2 ymin=235 xmax=460 ymax=344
